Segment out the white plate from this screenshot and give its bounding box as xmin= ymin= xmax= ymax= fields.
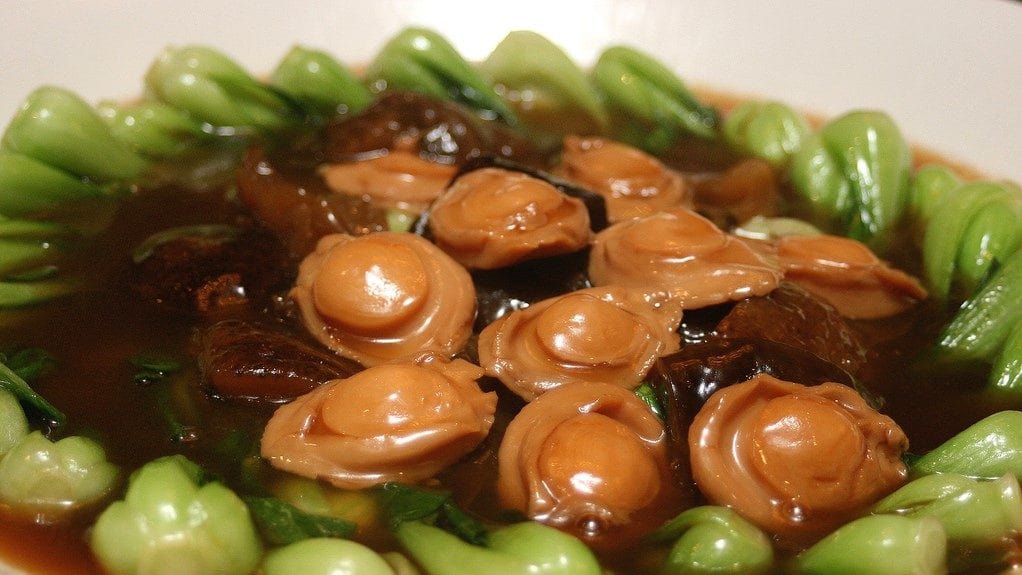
xmin=2 ymin=0 xmax=1020 ymax=182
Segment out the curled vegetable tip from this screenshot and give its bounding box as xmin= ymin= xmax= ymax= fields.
xmin=0 ymin=430 xmax=118 ymax=518
xmin=788 ymin=110 xmax=912 ymax=247
xmin=96 ymin=100 xmax=220 ymax=159
xmin=144 ymin=45 xmax=302 ymax=134
xmin=723 ymin=100 xmax=809 ymax=167
xmin=90 ymin=454 xmax=262 ymax=575
xmin=1 ymin=86 xmax=146 ymax=183
xmin=0 ymin=358 xmax=64 ymax=425
xmin=366 ymin=27 xmax=519 ymax=125
xmin=936 ymin=248 xmax=1022 ymax=365
xmin=395 ymin=521 xmax=601 ymax=575
xmin=261 ymin=537 xmax=398 ymax=575
xmin=921 ymin=179 xmax=1022 ymax=302
xmin=911 ymin=410 xmax=1022 ymax=480
xmin=793 ymin=514 xmax=947 ymax=575
xmin=271 ymin=45 xmax=373 ymax=117
xmin=873 ymin=473 xmax=1022 ymax=572
xmin=590 ymin=45 xmax=719 ymax=152
xmin=479 ymin=31 xmax=608 ymax=148
xmin=646 ymin=505 xmax=773 ymax=575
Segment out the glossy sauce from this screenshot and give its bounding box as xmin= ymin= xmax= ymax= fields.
xmin=0 ymin=92 xmax=1015 ymax=575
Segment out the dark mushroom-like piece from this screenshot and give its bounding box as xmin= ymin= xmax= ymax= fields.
xmin=195 ymin=320 xmax=362 ymax=403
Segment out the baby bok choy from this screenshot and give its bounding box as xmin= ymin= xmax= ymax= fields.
xmin=144 ymin=45 xmax=304 ymax=134
xmin=0 ymin=87 xmax=135 ymax=306
xmin=646 ymin=506 xmax=773 ymax=575
xmin=873 ymin=473 xmax=1022 ymax=573
xmin=261 ymin=538 xmax=401 ymax=575
xmin=271 ymin=46 xmax=373 ymax=119
xmin=479 ymin=31 xmax=608 ymax=150
xmin=911 ymin=410 xmax=1022 ymax=480
xmin=722 ymin=100 xmax=809 ymax=167
xmin=909 ymin=167 xmax=1022 ymax=302
xmin=0 ymin=429 xmax=118 ymax=520
xmin=378 ymin=482 xmax=600 ymax=575
xmin=90 ymin=455 xmax=262 ymax=575
xmin=591 ymin=45 xmax=719 ymax=153
xmin=788 ymin=110 xmax=912 ymax=248
xmin=935 ymin=250 xmax=1022 ymax=396
xmin=365 ymin=27 xmax=518 ymax=125
xmin=0 ymin=358 xmax=116 ymax=522
xmin=793 ymin=515 xmax=947 ymax=575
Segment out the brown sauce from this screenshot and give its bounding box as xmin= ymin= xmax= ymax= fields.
xmin=0 ymin=90 xmax=1016 ymax=574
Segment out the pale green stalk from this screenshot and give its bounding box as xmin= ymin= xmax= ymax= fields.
xmin=794 ymin=514 xmax=946 ymax=575
xmin=723 ymin=100 xmax=809 ymax=166
xmin=648 ymin=506 xmax=773 ymax=575
xmin=2 ymin=86 xmax=146 ymax=182
xmin=788 ymin=110 xmax=912 ymax=247
xmin=912 ymin=411 xmax=1022 ymax=479
xmin=366 ymin=27 xmax=517 ymax=124
xmin=91 ymin=455 xmax=262 ymax=575
xmin=262 ymin=538 xmax=396 ymax=575
xmin=480 ymin=31 xmax=607 ymax=148
xmin=271 ymin=45 xmax=373 ymax=117
xmin=395 ymin=521 xmax=601 ymax=575
xmin=0 ymin=430 xmax=118 ymax=518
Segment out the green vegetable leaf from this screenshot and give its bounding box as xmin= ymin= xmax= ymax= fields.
xmin=366 ymin=27 xmax=518 ymax=125
xmin=245 ymin=496 xmax=357 ymax=546
xmin=0 ymin=358 xmax=64 ymax=425
xmin=723 ymin=100 xmax=809 ymax=167
xmin=788 ymin=110 xmax=911 ymax=247
xmin=271 ymin=45 xmax=373 ymax=117
xmin=480 ymin=31 xmax=607 ymax=149
xmin=937 ymin=249 xmax=1022 ymax=362
xmin=922 ymin=180 xmax=1022 ymax=301
xmin=634 ymin=381 xmax=665 ymax=421
xmin=1 ymin=86 xmax=147 ymax=183
xmin=591 ymin=45 xmax=719 ymax=152
xmin=0 ymin=347 xmax=56 ymax=382
xmin=145 ymin=45 xmax=302 ymax=133
xmin=377 ymin=482 xmax=488 ymax=546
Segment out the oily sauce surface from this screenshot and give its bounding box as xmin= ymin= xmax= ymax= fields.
xmin=0 ymin=134 xmax=1015 ymax=574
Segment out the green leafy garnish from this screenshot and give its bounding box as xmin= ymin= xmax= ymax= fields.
xmin=377 ymin=482 xmax=488 ymax=546
xmin=0 ymin=356 xmax=64 ymax=425
xmin=245 ymin=496 xmax=357 ymax=546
